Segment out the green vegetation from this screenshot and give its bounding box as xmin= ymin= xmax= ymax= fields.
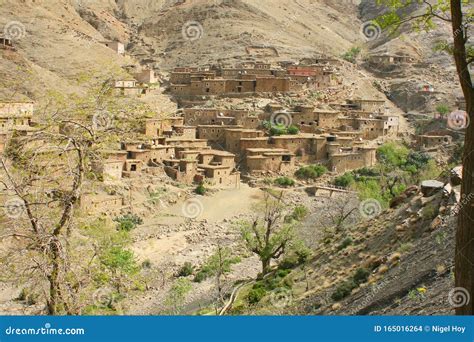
xmin=263 ymin=120 xmax=299 ymax=136
xmin=295 ymin=164 xmax=327 ymax=180
xmin=113 ymin=214 xmax=143 ymax=232
xmin=240 ymin=192 xmax=297 ymax=274
xmin=274 ymin=176 xmax=296 ymax=187
xmin=246 ymin=269 xmax=292 ymax=305
xmin=435 ymin=103 xmax=450 ymax=117
xmin=341 ymin=46 xmax=361 ymax=63
xmin=164 ymin=278 xmax=192 ymax=314
xmin=333 ymin=143 xmax=441 ymax=207
xmin=284 ymin=205 xmax=309 ymax=223
xmin=178 ymin=262 xmax=194 ymax=277
xmin=337 ymin=237 xmax=353 ymax=251
xmin=331 ymin=268 xmax=370 ymax=301
xmin=193 ymin=247 xmax=240 ymax=283
xmin=195 ymin=183 xmax=207 ymax=195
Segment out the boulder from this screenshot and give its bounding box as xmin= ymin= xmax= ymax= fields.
xmin=421 ymin=180 xmax=444 ymax=197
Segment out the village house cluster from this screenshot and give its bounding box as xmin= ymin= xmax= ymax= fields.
xmin=169 ymin=61 xmax=337 ymax=97
xmin=93 ymin=96 xmax=406 ymax=188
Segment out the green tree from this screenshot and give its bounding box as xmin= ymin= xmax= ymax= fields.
xmin=436 ymin=103 xmax=450 ymax=117
xmin=241 ymin=191 xmax=296 ymax=275
xmin=164 ymin=278 xmax=192 ymax=314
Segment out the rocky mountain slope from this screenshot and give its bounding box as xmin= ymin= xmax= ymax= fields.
xmin=0 ymin=0 xmax=463 ymax=113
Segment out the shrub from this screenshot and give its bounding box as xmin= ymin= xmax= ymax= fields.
xmin=287 ymin=125 xmax=299 ymax=135
xmin=353 ymin=268 xmax=370 ymax=285
xmin=195 ymin=183 xmax=207 ymax=195
xmin=193 ymin=265 xmax=213 ymax=283
xmin=334 ymin=173 xmax=355 ymax=188
xmin=337 ymin=237 xmax=352 ymax=251
xmin=435 ymin=103 xmax=450 ymax=116
xmin=178 ymin=262 xmax=194 ymax=277
xmin=113 ymin=214 xmax=143 ymax=232
xmin=341 ymin=46 xmax=361 ymax=63
xmin=247 ymin=287 xmax=267 ymax=304
xmin=295 ymin=164 xmax=327 ymax=180
xmin=331 ymin=280 xmax=356 ymax=301
xmin=285 ymin=205 xmax=308 ymax=223
xmin=274 ymin=177 xmax=295 ymax=187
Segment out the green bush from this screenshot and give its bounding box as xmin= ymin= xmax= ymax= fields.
xmin=341 ymin=47 xmax=361 ymax=63
xmin=295 ymin=164 xmax=327 ymax=180
xmin=178 ymin=262 xmax=194 ymax=277
xmin=287 ymin=125 xmax=299 ymax=135
xmin=113 ymin=214 xmax=143 ymax=232
xmin=337 ymin=237 xmax=353 ymax=251
xmin=334 ymin=173 xmax=355 ymax=188
xmin=331 ymin=280 xmax=356 ymax=301
xmin=353 ymin=268 xmax=370 ymax=285
xmin=274 ymin=177 xmax=296 ymax=187
xmin=247 ymin=287 xmax=267 ymax=304
xmin=195 ymin=183 xmax=207 ymax=195
xmin=284 ymin=205 xmax=308 ymax=223
xmin=435 ymin=103 xmax=450 ymax=116
xmin=193 ymin=265 xmax=213 ymax=283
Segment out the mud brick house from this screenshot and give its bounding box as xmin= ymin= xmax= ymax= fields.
xmin=416 ymin=134 xmax=453 ymax=149
xmin=0 ymin=101 xmax=36 ymax=154
xmin=133 ymin=69 xmax=157 ymax=85
xmin=114 ymin=80 xmax=148 ymax=97
xmin=80 ymin=193 xmax=124 ymax=215
xmin=0 ymin=37 xmax=14 ymax=50
xmin=183 ymin=108 xmax=261 ymax=128
xmin=246 ymin=148 xmax=295 ymax=175
xmin=346 ymin=99 xmax=386 ymax=112
xmin=225 ymin=128 xmax=266 ymax=153
xmin=145 ymin=117 xmax=185 ymax=137
xmin=103 ymin=41 xmax=125 ymax=55
xmin=92 ymin=150 xmax=128 ymax=183
xmin=368 ymin=54 xmax=415 ymax=65
xmin=328 ymin=146 xmax=377 ymax=173
xmin=197 ymin=125 xmax=242 ymax=145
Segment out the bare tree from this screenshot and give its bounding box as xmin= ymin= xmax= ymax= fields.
xmin=0 ymin=78 xmax=149 ymax=314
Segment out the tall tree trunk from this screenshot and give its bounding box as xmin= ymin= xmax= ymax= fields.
xmin=451 ymin=0 xmax=474 ymax=315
